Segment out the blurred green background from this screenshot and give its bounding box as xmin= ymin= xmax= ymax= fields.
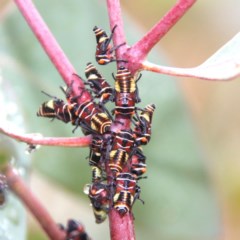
xmin=0 ymin=0 xmax=240 ymax=240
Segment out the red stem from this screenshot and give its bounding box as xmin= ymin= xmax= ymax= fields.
xmin=128 ymin=0 xmax=197 ymax=73
xmin=109 ymin=210 xmax=135 ymax=240
xmin=0 ymin=126 xmax=91 ymax=147
xmin=5 ymin=166 xmax=66 ymax=240
xmin=106 ymin=0 xmax=128 ymax=68
xmin=13 ymin=0 xmax=91 ymax=103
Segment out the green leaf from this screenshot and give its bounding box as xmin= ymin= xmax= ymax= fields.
xmin=0 ymin=73 xmax=30 ymax=239
xmin=145 ymin=32 xmax=240 ymax=80
xmin=0 ymin=1 xmax=220 ymax=239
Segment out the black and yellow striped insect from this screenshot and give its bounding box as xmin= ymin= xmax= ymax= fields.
xmin=113 ymin=172 xmax=141 ymax=215
xmin=61 ymin=219 xmax=91 ymax=240
xmin=84 ymin=62 xmax=114 ymax=105
xmin=130 ymin=148 xmax=147 ymax=178
xmin=37 ymin=97 xmax=74 ymax=124
xmin=84 ymin=182 xmax=110 ymax=224
xmin=111 ymin=130 xmax=135 ymax=154
xmin=93 ymin=25 xmax=126 ymax=65
xmin=113 ymin=66 xmax=141 ymax=117
xmin=37 ymin=88 xmax=112 ymax=135
xmin=88 ymin=135 xmax=103 ymax=167
xmin=134 ymin=103 xmax=156 ymax=146
xmin=108 ymin=130 xmax=136 ymax=175
xmin=109 ymin=149 xmax=128 ymax=174
xmin=90 ymin=112 xmax=112 ymax=135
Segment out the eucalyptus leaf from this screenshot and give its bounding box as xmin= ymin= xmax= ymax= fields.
xmin=0 ymin=72 xmax=30 ymax=240
xmin=145 ymin=32 xmax=240 ymax=80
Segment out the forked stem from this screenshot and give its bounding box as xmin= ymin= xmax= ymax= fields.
xmin=106 ymin=0 xmax=128 ymax=69
xmin=13 ymin=0 xmax=91 ymax=103
xmin=0 ymin=126 xmax=91 ymax=147
xmin=128 ymin=0 xmax=197 ymax=73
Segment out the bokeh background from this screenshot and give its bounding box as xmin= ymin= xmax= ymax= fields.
xmin=0 ymin=0 xmax=240 ymax=239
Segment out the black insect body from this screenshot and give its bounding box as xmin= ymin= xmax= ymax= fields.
xmin=37 ymin=98 xmax=74 ymax=123
xmin=72 ymin=101 xmax=98 ymax=126
xmin=134 ymin=103 xmax=156 ymax=146
xmin=84 ymin=182 xmax=110 ymax=224
xmin=38 ymin=92 xmax=112 ymax=135
xmin=62 ymin=219 xmax=91 ymax=240
xmin=84 ymin=62 xmax=114 ymax=105
xmin=90 ymin=112 xmax=112 ymax=135
xmin=108 ymin=130 xmax=136 ymax=175
xmin=62 ymin=98 xmax=113 ymax=135
xmin=88 ymin=135 xmax=103 ymax=167
xmin=113 ymin=66 xmax=141 ymax=117
xmin=130 ymin=148 xmax=147 ymax=178
xmin=111 ymin=130 xmax=135 ymax=154
xmin=92 ymin=206 xmax=108 ymax=224
xmin=88 ymin=135 xmax=107 ymax=183
xmin=113 ymin=173 xmax=140 ymax=215
xmin=109 ymin=149 xmax=128 ymax=174
xmin=93 ymin=25 xmax=126 ymax=65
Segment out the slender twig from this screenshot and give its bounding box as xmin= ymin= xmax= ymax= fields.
xmin=142 ymin=60 xmax=240 ymax=81
xmin=0 ymin=126 xmax=91 ymax=147
xmin=128 ymin=0 xmax=197 ymax=73
xmin=13 ymin=0 xmax=91 ymax=103
xmin=5 ymin=166 xmax=66 ymax=240
xmin=106 ymin=0 xmax=128 ymax=68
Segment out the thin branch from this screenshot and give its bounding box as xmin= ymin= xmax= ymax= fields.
xmin=0 ymin=126 xmax=91 ymax=147
xmin=128 ymin=0 xmax=197 ymax=71
xmin=13 ymin=0 xmax=91 ymax=103
xmin=5 ymin=166 xmax=66 ymax=240
xmin=142 ymin=60 xmax=240 ymax=81
xmin=106 ymin=0 xmax=128 ymax=67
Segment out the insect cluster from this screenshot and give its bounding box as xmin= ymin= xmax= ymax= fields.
xmin=37 ymin=25 xmax=156 ymax=225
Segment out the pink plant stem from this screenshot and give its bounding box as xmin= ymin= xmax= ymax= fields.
xmin=129 ymin=0 xmax=197 ymax=72
xmin=0 ymin=126 xmax=91 ymax=147
xmin=106 ymin=0 xmax=128 ymax=67
xmin=106 ymin=1 xmax=135 ymax=240
xmin=13 ymin=0 xmax=91 ymax=102
xmin=5 ymin=166 xmax=66 ymax=240
xmin=109 ymin=210 xmax=135 ymax=240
